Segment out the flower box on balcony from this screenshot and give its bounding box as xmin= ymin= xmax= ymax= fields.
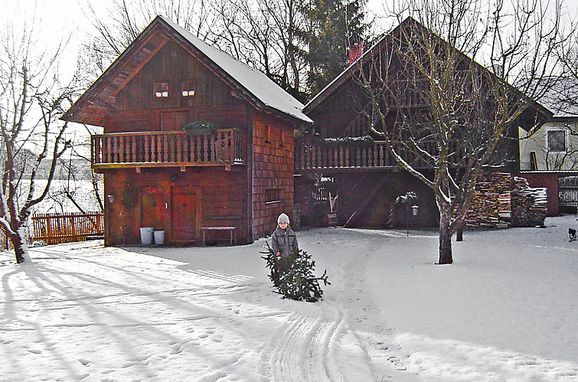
xmin=182 ymin=121 xmax=218 ymax=136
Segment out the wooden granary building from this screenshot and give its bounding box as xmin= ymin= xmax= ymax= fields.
xmin=296 ymin=18 xmax=552 ymax=229
xmin=63 ymin=16 xmax=311 ymax=246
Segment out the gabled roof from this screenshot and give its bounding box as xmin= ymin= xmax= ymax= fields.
xmin=63 ymin=16 xmax=312 ymax=125
xmin=304 ymin=17 xmax=552 ymax=126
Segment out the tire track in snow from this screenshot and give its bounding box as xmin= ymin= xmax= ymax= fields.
xmin=261 ymin=305 xmax=347 ymax=382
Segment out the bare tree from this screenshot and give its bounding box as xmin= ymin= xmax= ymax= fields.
xmin=181 ymin=0 xmax=311 ymax=99
xmin=47 ymin=125 xmax=104 ymax=214
xmin=83 ymin=0 xmax=312 ymax=100
xmin=82 ymin=0 xmax=215 ymax=81
xmin=0 ymin=25 xmax=78 ymax=263
xmin=356 ymin=0 xmax=568 ymax=264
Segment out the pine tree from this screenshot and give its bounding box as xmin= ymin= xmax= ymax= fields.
xmin=261 ymin=242 xmax=330 ymax=302
xmin=305 ymin=0 xmax=369 ymax=95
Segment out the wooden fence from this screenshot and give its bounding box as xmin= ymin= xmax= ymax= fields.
xmin=559 ymin=176 xmax=578 ymax=208
xmin=31 ymin=212 xmax=104 ymax=245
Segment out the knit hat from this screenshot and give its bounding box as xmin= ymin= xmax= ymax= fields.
xmin=277 ymin=213 xmax=290 ymax=224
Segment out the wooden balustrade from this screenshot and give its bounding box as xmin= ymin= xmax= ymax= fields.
xmin=295 ymin=139 xmax=434 ymax=172
xmin=32 ymin=211 xmax=104 ymax=245
xmin=91 ymin=129 xmax=242 ymax=170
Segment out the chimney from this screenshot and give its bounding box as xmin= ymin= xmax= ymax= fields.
xmin=348 ymin=42 xmax=364 ymax=65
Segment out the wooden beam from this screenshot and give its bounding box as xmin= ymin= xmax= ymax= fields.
xmin=110 ymin=37 xmax=169 ymax=97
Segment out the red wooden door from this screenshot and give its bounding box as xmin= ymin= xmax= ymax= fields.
xmin=170 ymin=188 xmax=197 ymax=244
xmin=140 ymin=188 xmax=165 ymax=230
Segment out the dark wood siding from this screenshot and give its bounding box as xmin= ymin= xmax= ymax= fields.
xmin=104 ymin=167 xmax=248 ymax=245
xmin=251 ymin=113 xmax=295 ymax=238
xmin=107 ymin=41 xmax=249 ymax=134
xmin=335 ymin=171 xmax=438 ymax=228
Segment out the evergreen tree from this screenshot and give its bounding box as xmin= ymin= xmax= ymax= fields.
xmin=261 ymin=242 xmax=330 ymax=302
xmin=305 ymin=0 xmax=369 ymax=95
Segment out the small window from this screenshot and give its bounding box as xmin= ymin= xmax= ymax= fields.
xmin=265 ymin=125 xmax=271 ymax=143
xmin=181 ymin=80 xmax=195 ymax=97
xmin=547 ymin=130 xmax=567 ymax=152
xmin=154 ymin=81 xmax=169 ymax=98
xmin=265 ymin=189 xmax=281 ymax=204
xmin=280 ymin=130 xmax=286 ymax=147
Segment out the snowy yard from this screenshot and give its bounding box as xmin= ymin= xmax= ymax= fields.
xmin=1 ymin=215 xmax=578 ymax=382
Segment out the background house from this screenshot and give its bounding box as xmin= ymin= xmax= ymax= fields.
xmin=63 ymin=16 xmax=311 ymax=246
xmin=518 ymin=79 xmax=578 ymax=215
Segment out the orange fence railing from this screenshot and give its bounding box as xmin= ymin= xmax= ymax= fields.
xmin=31 ymin=211 xmax=104 ymax=245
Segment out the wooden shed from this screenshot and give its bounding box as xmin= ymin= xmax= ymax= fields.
xmin=63 ymin=16 xmax=311 ymax=246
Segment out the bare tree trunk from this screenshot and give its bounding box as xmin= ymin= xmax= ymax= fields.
xmin=438 ymin=209 xmax=453 ymax=265
xmin=8 ymin=229 xmax=27 ymax=264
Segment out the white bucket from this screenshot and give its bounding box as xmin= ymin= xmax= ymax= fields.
xmin=140 ymin=227 xmax=154 ymax=245
xmin=153 ymin=230 xmax=165 ymax=245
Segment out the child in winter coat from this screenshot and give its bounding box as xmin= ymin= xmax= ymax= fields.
xmin=271 ymin=213 xmax=299 ymax=283
xmin=271 ymin=213 xmax=299 ymax=258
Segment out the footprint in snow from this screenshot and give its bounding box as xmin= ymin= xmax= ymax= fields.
xmin=78 ymin=358 xmax=91 ymax=366
xmin=170 ymin=343 xmax=184 ymax=354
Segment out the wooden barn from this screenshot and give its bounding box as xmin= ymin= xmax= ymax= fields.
xmin=63 ymin=16 xmax=311 ymax=246
xmin=296 ymin=18 xmax=552 ymax=229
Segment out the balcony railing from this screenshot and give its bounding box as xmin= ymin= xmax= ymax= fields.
xmin=91 ymin=129 xmax=243 ymax=170
xmin=295 ymin=138 xmax=434 ymax=172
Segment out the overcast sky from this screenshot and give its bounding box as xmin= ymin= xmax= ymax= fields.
xmin=2 ymin=0 xmax=576 ymax=61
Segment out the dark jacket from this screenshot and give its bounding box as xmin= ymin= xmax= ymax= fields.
xmin=271 ymin=226 xmax=299 ymax=257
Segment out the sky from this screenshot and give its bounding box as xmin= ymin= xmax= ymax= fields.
xmin=2 ymin=0 xmax=577 ymax=73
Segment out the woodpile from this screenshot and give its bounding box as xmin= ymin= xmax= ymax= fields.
xmin=511 ymin=177 xmax=547 ymax=227
xmin=465 ymin=172 xmax=512 ymax=228
xmin=465 ymin=172 xmax=547 ymax=228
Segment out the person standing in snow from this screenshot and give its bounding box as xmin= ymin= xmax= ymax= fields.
xmin=271 ymin=213 xmax=299 ymax=283
xmin=271 ymin=213 xmax=299 ymax=258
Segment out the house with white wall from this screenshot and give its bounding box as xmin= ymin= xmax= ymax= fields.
xmin=518 ymin=81 xmax=578 ymax=214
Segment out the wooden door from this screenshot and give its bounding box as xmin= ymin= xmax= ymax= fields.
xmin=140 ymin=187 xmax=165 ymax=230
xmin=170 ymin=188 xmax=198 ymax=244
xmin=161 ymin=111 xmax=189 ymax=131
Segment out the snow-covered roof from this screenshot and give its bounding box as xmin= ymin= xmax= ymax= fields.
xmin=159 ymin=17 xmax=312 ymax=124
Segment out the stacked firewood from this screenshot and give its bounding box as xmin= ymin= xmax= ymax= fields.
xmin=464 ymin=172 xmax=512 ymax=228
xmin=464 ymin=172 xmax=547 ymax=228
xmin=510 ymin=177 xmax=547 ymax=227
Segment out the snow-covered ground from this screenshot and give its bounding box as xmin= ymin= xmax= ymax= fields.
xmin=1 ymin=215 xmax=578 ymax=382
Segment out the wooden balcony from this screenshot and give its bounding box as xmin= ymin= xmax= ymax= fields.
xmin=296 ymin=139 xmax=395 ymax=173
xmin=91 ymin=129 xmax=243 ymax=171
xmin=295 ymin=138 xmax=433 ymax=173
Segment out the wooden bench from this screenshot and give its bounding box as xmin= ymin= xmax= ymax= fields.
xmin=200 ymin=226 xmax=237 ymax=245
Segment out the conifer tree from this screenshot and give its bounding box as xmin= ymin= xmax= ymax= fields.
xmin=261 ymin=242 xmax=330 ymax=302
xmin=306 ymin=0 xmax=369 ymax=95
